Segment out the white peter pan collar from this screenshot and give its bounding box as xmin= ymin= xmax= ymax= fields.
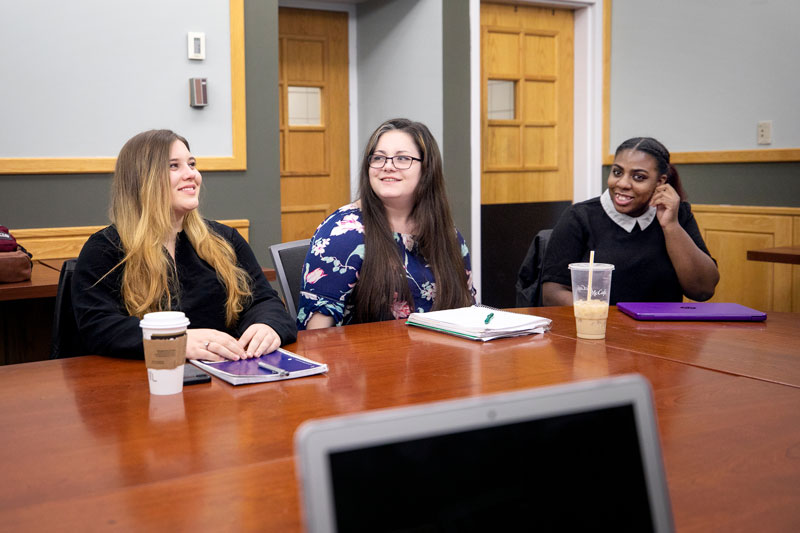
xmin=600 ymin=189 xmax=657 ymax=233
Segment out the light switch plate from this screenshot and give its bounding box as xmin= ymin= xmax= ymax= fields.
xmin=188 ymin=32 xmax=206 ymax=60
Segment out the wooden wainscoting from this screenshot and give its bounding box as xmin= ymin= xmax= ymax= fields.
xmin=11 ymin=220 xmax=250 ymax=260
xmin=692 ymin=205 xmax=800 ymax=312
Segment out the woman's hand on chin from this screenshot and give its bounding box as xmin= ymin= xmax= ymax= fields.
xmin=186 ymin=328 xmax=246 ymax=361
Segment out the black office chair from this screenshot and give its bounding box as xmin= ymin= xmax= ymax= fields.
xmin=268 ymin=239 xmax=311 ymax=321
xmin=515 ymin=229 xmax=553 ymax=307
xmin=50 ymin=258 xmax=85 ymax=358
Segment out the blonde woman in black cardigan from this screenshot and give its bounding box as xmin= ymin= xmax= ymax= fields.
xmin=73 ymin=129 xmax=296 ymax=360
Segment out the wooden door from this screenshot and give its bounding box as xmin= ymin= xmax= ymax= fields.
xmin=279 ymin=8 xmax=350 ymax=242
xmin=480 ymin=3 xmax=573 ymax=204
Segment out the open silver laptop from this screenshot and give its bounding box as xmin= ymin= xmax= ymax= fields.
xmin=295 ymin=374 xmax=673 ymax=532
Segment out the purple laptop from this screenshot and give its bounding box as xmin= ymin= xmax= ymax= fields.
xmin=617 ymin=302 xmax=767 ymax=321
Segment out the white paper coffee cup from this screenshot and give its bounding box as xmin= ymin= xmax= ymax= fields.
xmin=140 ymin=311 xmax=190 ymax=395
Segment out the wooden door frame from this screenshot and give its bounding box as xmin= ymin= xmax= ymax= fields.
xmin=470 ymin=0 xmax=603 ymax=299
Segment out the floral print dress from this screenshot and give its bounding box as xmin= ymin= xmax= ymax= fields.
xmin=296 ymin=203 xmax=474 ymax=329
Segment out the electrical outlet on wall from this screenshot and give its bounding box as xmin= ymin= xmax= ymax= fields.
xmin=757 ymin=121 xmax=772 ymax=145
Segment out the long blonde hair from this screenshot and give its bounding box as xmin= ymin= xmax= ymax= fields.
xmin=109 ymin=129 xmax=251 ymax=326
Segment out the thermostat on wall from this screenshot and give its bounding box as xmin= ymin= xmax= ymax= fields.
xmin=190 ymin=78 xmax=208 ymax=107
xmin=188 ymin=32 xmax=206 ymax=60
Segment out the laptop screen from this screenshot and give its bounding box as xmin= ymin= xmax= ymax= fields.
xmin=297 ymin=375 xmax=673 ymax=533
xmin=329 ymin=404 xmax=653 ymax=532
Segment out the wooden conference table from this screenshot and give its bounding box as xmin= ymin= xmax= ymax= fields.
xmin=1 ymin=308 xmax=798 ymax=531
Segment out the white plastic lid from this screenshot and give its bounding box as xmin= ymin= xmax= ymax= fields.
xmin=568 ymin=262 xmax=615 ymax=271
xmin=139 ymin=311 xmax=190 ymax=330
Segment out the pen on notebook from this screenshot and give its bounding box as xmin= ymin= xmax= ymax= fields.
xmin=258 ymin=361 xmax=289 ymax=377
xmin=484 ymin=312 xmax=495 ymax=325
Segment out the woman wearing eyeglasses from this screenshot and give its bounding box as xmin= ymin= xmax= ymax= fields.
xmin=297 ymin=118 xmax=475 ymax=329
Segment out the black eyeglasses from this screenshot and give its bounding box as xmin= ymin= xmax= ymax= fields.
xmin=368 ymin=154 xmax=422 ymax=170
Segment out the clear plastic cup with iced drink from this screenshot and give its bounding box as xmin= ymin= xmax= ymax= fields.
xmin=569 ymin=263 xmax=614 ymax=340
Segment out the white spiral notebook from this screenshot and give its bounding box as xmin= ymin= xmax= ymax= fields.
xmin=405 ymin=305 xmax=551 ymax=341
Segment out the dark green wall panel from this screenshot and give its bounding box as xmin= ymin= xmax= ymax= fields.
xmin=442 ymin=0 xmax=472 ymax=244
xmin=602 ymin=161 xmax=800 ymax=207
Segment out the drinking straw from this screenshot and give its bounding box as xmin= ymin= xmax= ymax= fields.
xmin=587 ymin=250 xmax=595 ymax=300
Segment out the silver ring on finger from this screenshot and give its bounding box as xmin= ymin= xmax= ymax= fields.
xmin=204 ymin=341 xmax=210 ymax=350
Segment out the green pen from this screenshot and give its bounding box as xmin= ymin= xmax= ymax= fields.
xmin=484 ymin=312 xmax=495 ymax=325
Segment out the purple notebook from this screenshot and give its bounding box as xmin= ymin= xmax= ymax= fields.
xmin=190 ymin=348 xmax=328 ymax=385
xmin=617 ymin=302 xmax=767 ymax=322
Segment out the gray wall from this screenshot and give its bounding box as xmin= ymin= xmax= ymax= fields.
xmin=356 ymin=0 xmax=444 ymax=146
xmin=0 ymin=0 xmax=233 ymax=157
xmin=607 ymin=0 xmax=800 ymax=208
xmin=4 ymin=0 xmax=796 ymax=269
xmin=0 ymin=0 xmax=473 ymax=265
xmin=441 ymin=0 xmax=472 ymax=244
xmin=0 ymin=0 xmax=282 ymax=265
xmin=611 ymin=0 xmax=800 ymax=151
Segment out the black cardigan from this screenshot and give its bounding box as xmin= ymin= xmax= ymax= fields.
xmin=72 ymin=221 xmax=296 ymax=358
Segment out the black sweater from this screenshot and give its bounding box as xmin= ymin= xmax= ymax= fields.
xmin=72 ymin=221 xmax=296 ymax=358
xmin=541 ymin=197 xmax=714 ymax=304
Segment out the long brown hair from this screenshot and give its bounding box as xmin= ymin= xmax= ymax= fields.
xmin=108 ymin=129 xmax=251 ymax=326
xmin=353 ymin=119 xmax=472 ymax=322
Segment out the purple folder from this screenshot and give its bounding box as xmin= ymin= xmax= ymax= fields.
xmin=617 ymin=302 xmax=767 ymax=321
